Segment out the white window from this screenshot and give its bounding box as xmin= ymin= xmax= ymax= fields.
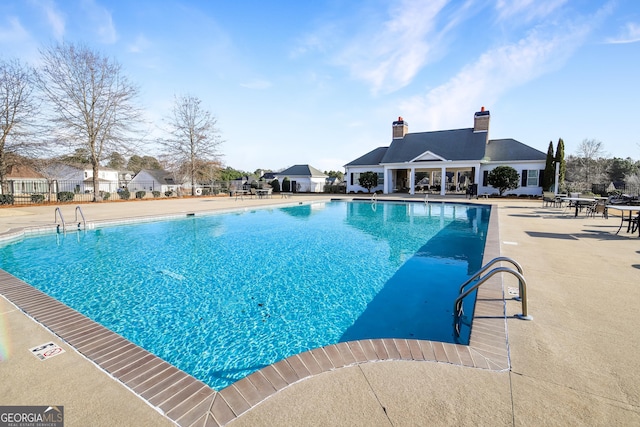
xmin=526 ymin=170 xmax=539 ymax=186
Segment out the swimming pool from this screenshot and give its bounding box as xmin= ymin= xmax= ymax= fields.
xmin=0 ymin=200 xmax=490 ymax=390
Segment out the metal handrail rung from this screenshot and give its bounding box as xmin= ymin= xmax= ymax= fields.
xmin=458 ymin=256 xmax=523 ymax=295
xmin=454 ymin=266 xmax=532 ymax=321
xmin=75 ymin=205 xmax=86 ymax=229
xmin=54 ymin=207 xmax=65 ymax=233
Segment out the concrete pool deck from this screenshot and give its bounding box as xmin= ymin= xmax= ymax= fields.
xmin=0 ymin=195 xmax=638 ymax=426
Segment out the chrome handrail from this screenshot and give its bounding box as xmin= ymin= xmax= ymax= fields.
xmin=75 ymin=205 xmax=86 ymax=229
xmin=458 ymin=257 xmax=524 ymax=296
xmin=453 ymin=258 xmax=532 ymax=340
xmin=454 ymin=266 xmax=532 ymax=321
xmin=54 ymin=207 xmax=65 ymax=233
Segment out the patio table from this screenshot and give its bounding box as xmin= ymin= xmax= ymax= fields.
xmin=255 ymin=189 xmax=271 ymax=199
xmin=562 ymin=197 xmax=596 ymax=217
xmin=606 ymin=205 xmax=640 ymax=237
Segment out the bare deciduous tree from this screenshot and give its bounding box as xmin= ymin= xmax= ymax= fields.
xmin=159 ymin=94 xmax=222 ymax=195
xmin=0 ymin=58 xmax=41 ymax=192
xmin=36 ymin=42 xmax=142 ymax=201
xmin=576 ymin=138 xmax=606 ymax=184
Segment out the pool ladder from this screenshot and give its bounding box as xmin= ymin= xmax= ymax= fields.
xmin=55 ymin=206 xmax=87 ymax=233
xmin=453 ymin=256 xmax=532 ymax=339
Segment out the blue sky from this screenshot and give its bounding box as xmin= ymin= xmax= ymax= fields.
xmin=1 ymin=0 xmax=639 ymax=173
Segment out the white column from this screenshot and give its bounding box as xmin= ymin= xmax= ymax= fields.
xmin=409 ymin=167 xmax=415 ymax=195
xmin=440 ymin=166 xmax=446 ymax=195
xmin=384 ymin=168 xmax=391 ymax=194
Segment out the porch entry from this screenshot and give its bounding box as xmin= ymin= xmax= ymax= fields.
xmin=388 ymin=167 xmax=477 ymax=195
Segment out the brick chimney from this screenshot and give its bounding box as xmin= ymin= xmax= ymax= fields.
xmin=392 ymin=116 xmax=408 ymax=139
xmin=473 ymin=107 xmax=490 ymax=135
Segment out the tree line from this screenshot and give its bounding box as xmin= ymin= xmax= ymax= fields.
xmin=1 ymin=42 xmax=222 ymax=200
xmin=544 ymin=138 xmax=640 ymax=193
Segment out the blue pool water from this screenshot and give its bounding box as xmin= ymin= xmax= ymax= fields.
xmin=0 ymin=200 xmax=489 ymax=390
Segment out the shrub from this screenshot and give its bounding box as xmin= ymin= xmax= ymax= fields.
xmin=57 ymin=191 xmax=75 ymax=202
xmin=323 ymin=184 xmax=345 ymax=194
xmin=119 ymin=189 xmax=130 ymax=200
xmin=164 ymin=190 xmax=174 ymax=197
xmin=152 ymin=191 xmax=161 ymax=198
xmin=270 ymin=179 xmax=281 ymax=192
xmin=102 ymin=192 xmax=110 ymax=200
xmin=135 ymin=190 xmax=146 ymax=199
xmin=31 ymin=194 xmax=45 ymax=204
xmin=487 ymin=166 xmax=520 ymax=196
xmin=0 ymin=194 xmax=14 ymax=205
xmin=358 ymin=171 xmax=378 ymax=193
xmin=282 ymin=177 xmax=290 ymax=192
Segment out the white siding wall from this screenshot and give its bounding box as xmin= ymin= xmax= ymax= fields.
xmin=478 ymin=162 xmax=546 ymax=196
xmin=345 ymin=166 xmax=385 ymax=193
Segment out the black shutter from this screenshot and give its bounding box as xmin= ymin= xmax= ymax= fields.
xmin=539 ymin=169 xmax=544 ymax=187
xmin=482 ymin=171 xmax=488 ymax=186
xmin=350 ymin=173 xmax=353 ymax=185
xmin=521 ymin=170 xmax=528 ymax=187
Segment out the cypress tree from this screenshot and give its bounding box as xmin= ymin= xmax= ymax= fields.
xmin=555 ymin=138 xmax=566 ymax=189
xmin=543 ymin=141 xmax=555 ymax=191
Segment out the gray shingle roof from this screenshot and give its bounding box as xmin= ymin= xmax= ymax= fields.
xmin=485 ymin=139 xmax=546 ymax=162
xmin=141 ymin=169 xmax=176 ymax=184
xmin=344 ymin=147 xmax=389 ymax=166
xmin=277 ymin=164 xmax=328 ymax=177
xmin=380 ymin=128 xmax=487 ymax=163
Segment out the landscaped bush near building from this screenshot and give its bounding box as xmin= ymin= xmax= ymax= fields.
xmin=282 ymin=177 xmax=290 ymax=192
xmin=102 ymin=192 xmax=110 ymax=200
xmin=165 ymin=190 xmax=174 ymax=197
xmin=31 ymin=194 xmax=45 ymax=203
xmin=270 ymin=179 xmax=280 ymax=192
xmin=57 ymin=191 xmax=74 ymax=202
xmin=118 ymin=189 xmax=130 ymax=200
xmin=152 ymin=191 xmax=161 ymax=198
xmin=135 ymin=190 xmax=146 ymax=199
xmin=0 ymin=194 xmax=14 ymax=205
xmin=323 ymin=184 xmax=345 ymax=194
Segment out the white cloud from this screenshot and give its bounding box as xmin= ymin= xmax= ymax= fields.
xmin=27 ymin=0 xmax=66 ymax=40
xmin=239 ymin=79 xmax=272 ymax=90
xmin=128 ymin=34 xmax=151 ymax=53
xmin=0 ymin=17 xmax=30 ymax=43
xmin=334 ymin=0 xmax=451 ymax=95
xmin=400 ymin=22 xmax=592 ymax=131
xmin=41 ymin=0 xmax=65 ymax=40
xmin=606 ymin=22 xmax=640 ymax=44
xmin=290 ymin=29 xmax=332 ymax=58
xmin=495 ymin=0 xmax=568 ymax=22
xmin=81 ymin=0 xmax=117 ymax=44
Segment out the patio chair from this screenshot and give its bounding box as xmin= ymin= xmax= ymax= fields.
xmin=587 ymin=201 xmax=607 ymax=218
xmin=542 ymin=192 xmax=556 ymax=207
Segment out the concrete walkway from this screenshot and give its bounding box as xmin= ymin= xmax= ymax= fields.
xmin=0 ymin=195 xmax=638 ymax=426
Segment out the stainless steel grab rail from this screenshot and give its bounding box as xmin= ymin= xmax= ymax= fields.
xmin=75 ymin=206 xmax=86 ymax=229
xmin=458 ymin=256 xmax=524 ymax=299
xmin=454 ymin=266 xmax=532 ymax=321
xmin=54 ymin=207 xmax=65 ymax=233
xmin=453 ymin=257 xmax=532 ymax=340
